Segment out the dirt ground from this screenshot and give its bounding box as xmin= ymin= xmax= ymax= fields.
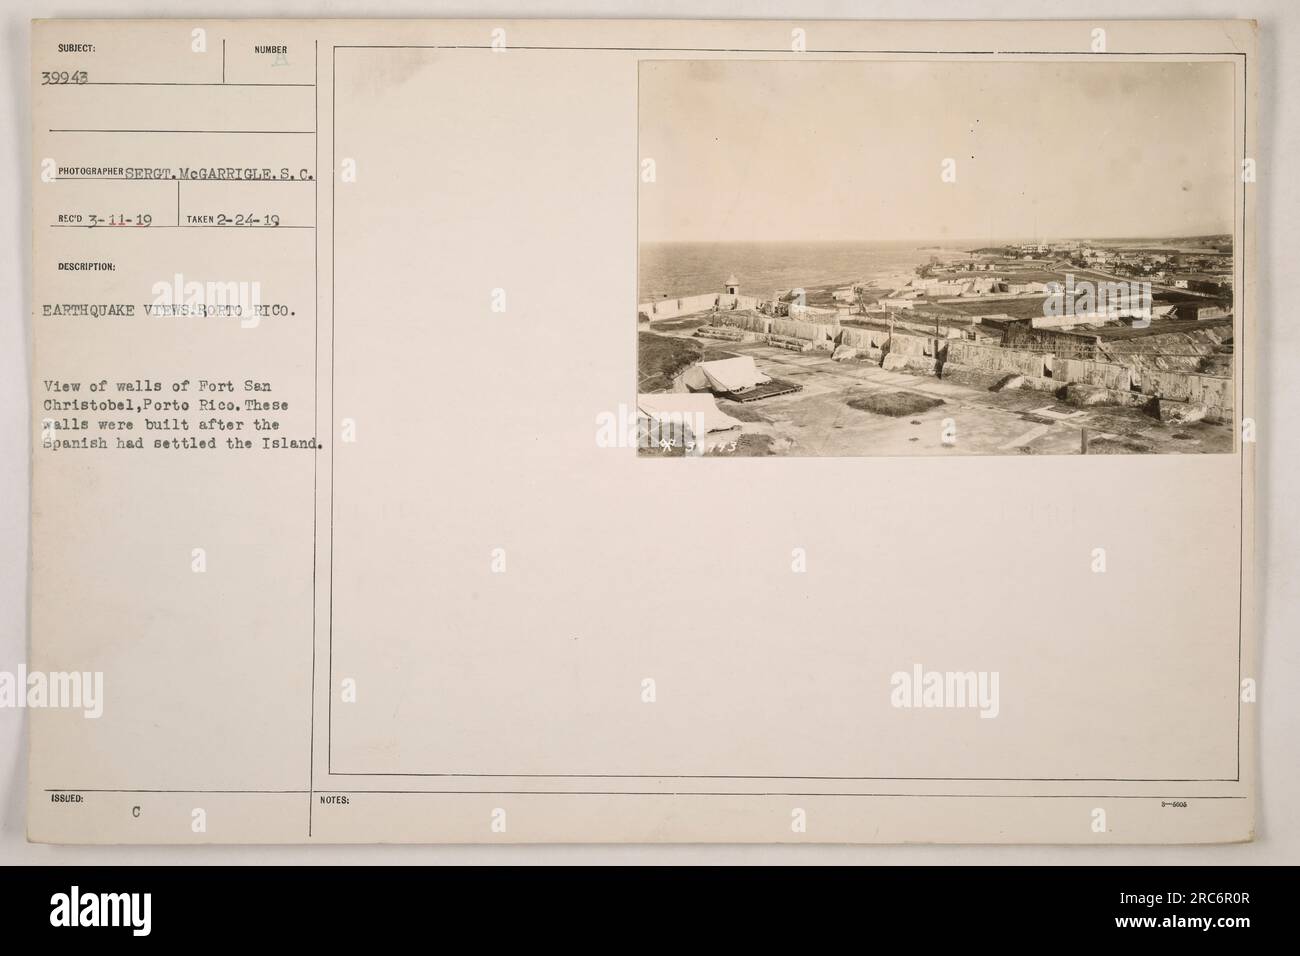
xmin=638 ymin=332 xmax=1234 ymax=457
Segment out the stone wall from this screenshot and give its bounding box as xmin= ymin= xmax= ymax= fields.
xmin=639 ymin=293 xmax=719 ymax=320
xmin=1054 ymin=357 xmax=1133 ymax=391
xmin=638 ymin=292 xmax=763 ymax=321
xmin=720 ymin=294 xmax=763 ymax=312
xmin=1144 ymin=369 xmax=1233 ymax=415
xmin=945 ymin=341 xmax=1047 ymax=378
xmin=715 ymin=311 xmax=772 ymax=335
xmin=889 ymin=332 xmax=940 ymax=359
xmin=837 ymin=326 xmax=891 ymax=350
xmin=1002 ymin=322 xmax=1100 ymax=359
xmin=771 ymin=317 xmax=834 ymax=343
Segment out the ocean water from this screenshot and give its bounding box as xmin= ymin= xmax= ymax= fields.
xmin=637 ymin=240 xmax=978 ymax=302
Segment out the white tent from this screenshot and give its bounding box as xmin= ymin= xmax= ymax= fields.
xmin=675 ymin=356 xmax=771 ymax=394
xmin=637 ymin=393 xmax=744 ymax=437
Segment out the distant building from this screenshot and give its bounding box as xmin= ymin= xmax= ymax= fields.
xmin=725 ymin=274 xmax=740 ymax=296
xmin=1176 ymin=302 xmax=1231 ymax=322
xmin=1170 ymin=274 xmax=1232 ymax=294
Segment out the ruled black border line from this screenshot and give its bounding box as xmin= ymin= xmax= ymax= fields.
xmin=83 ymin=81 xmax=313 ymax=87
xmin=309 ymin=38 xmax=320 ymax=838
xmin=316 ymin=45 xmax=1249 ymax=798
xmin=49 ymin=176 xmax=314 ymax=181
xmin=44 ymin=788 xmax=1245 ymax=799
xmin=49 ymin=128 xmax=314 ymax=134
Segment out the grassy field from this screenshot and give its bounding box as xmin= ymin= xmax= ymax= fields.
xmin=637 ymin=332 xmax=703 ymax=392
xmin=648 ymin=315 xmax=713 ymax=333
xmin=846 ymin=390 xmax=945 ymax=417
xmin=935 ymin=295 xmax=1058 ymax=320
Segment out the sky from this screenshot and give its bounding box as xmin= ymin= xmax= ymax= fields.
xmin=638 ymin=59 xmax=1237 ymax=243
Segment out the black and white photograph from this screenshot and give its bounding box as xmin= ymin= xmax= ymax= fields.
xmin=638 ymin=59 xmax=1239 ymax=456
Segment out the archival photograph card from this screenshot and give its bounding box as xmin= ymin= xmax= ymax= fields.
xmin=27 ymin=17 xmax=1256 ymax=844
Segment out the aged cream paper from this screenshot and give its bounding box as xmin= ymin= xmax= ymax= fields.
xmin=28 ymin=18 xmax=1256 ymax=843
